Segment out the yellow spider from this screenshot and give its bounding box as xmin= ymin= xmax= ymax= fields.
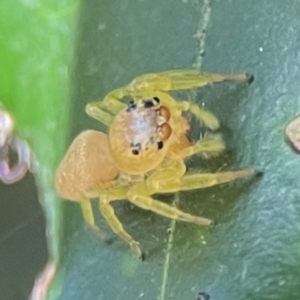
xmin=55 ymin=69 xmax=257 ymax=260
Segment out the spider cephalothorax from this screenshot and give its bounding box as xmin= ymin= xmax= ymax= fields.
xmin=125 ymin=98 xmax=172 ymax=154
xmin=108 ymin=97 xmax=175 ymax=174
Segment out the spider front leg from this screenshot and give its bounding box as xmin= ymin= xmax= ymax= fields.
xmin=177 ymin=168 xmax=258 ymax=192
xmin=127 ymin=89 xmax=221 ymax=131
xmin=127 ymin=69 xmax=253 ymax=93
xmin=127 ymin=69 xmax=253 ymax=130
xmin=176 ymin=134 xmax=225 ymax=159
xmin=85 ymin=87 xmax=128 ymax=125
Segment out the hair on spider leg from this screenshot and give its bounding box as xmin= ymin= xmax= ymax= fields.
xmin=194 ymin=133 xmax=226 ymax=160
xmin=199 ymin=131 xmax=204 ymax=140
xmin=199 ymin=132 xmax=224 ymax=143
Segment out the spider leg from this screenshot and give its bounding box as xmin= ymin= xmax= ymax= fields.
xmin=126 ymin=160 xmax=211 ymax=226
xmin=85 ymin=88 xmax=128 ymax=125
xmin=179 ymin=169 xmax=257 ymax=191
xmin=82 ymin=184 xmax=143 ymax=258
xmin=178 ymin=134 xmax=225 ymax=159
xmin=147 ymin=160 xmax=257 ymax=193
xmin=131 ymin=89 xmax=220 ymax=130
xmin=85 ymin=105 xmax=114 ymax=126
xmin=87 ymin=70 xmax=252 ymax=127
xmin=127 ymin=162 xmax=257 ymax=227
xmin=177 ymin=100 xmax=220 ymax=130
xmin=80 ymin=198 xmax=105 ymax=239
xmin=127 ymin=182 xmax=212 ymax=226
xmin=127 ymin=69 xmax=251 ymax=93
xmin=158 ymin=69 xmax=252 ymax=90
xmin=99 ymin=193 xmax=143 ymax=260
xmin=127 ymin=70 xmax=252 ymax=130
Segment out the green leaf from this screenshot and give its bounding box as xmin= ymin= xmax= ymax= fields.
xmin=54 ymin=0 xmax=300 ymax=299
xmin=0 ymin=0 xmax=79 ymax=297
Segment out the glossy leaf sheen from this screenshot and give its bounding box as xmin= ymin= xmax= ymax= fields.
xmin=53 ymin=0 xmax=300 ymax=299
xmin=0 ymin=0 xmax=78 ymax=264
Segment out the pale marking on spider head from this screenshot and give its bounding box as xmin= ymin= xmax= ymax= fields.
xmin=108 ymin=97 xmax=173 ymax=174
xmin=122 ymin=97 xmax=172 ymax=155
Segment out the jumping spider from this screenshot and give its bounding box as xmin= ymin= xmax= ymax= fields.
xmin=55 ymin=69 xmax=257 ymax=259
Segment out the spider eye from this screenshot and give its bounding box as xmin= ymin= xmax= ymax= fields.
xmin=132 ymin=149 xmax=139 ymax=155
xmin=143 ymin=100 xmax=155 ymax=108
xmin=153 ymin=97 xmax=160 ymax=103
xmin=126 ymin=100 xmax=137 ymax=112
xmin=157 ymin=141 xmax=164 ymax=150
xmin=158 ymin=123 xmax=172 ymax=141
xmin=159 ymin=106 xmax=171 ymax=121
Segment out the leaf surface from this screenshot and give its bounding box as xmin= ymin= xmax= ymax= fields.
xmin=47 ymin=0 xmax=300 ymax=299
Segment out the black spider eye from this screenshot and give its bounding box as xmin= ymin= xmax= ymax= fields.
xmin=126 ymin=101 xmax=137 ymax=112
xmin=153 ymin=97 xmax=160 ymax=103
xmin=132 ymin=149 xmax=139 ymax=155
xmin=144 ymin=100 xmax=154 ymax=108
xmin=157 ymin=141 xmax=164 ymax=150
